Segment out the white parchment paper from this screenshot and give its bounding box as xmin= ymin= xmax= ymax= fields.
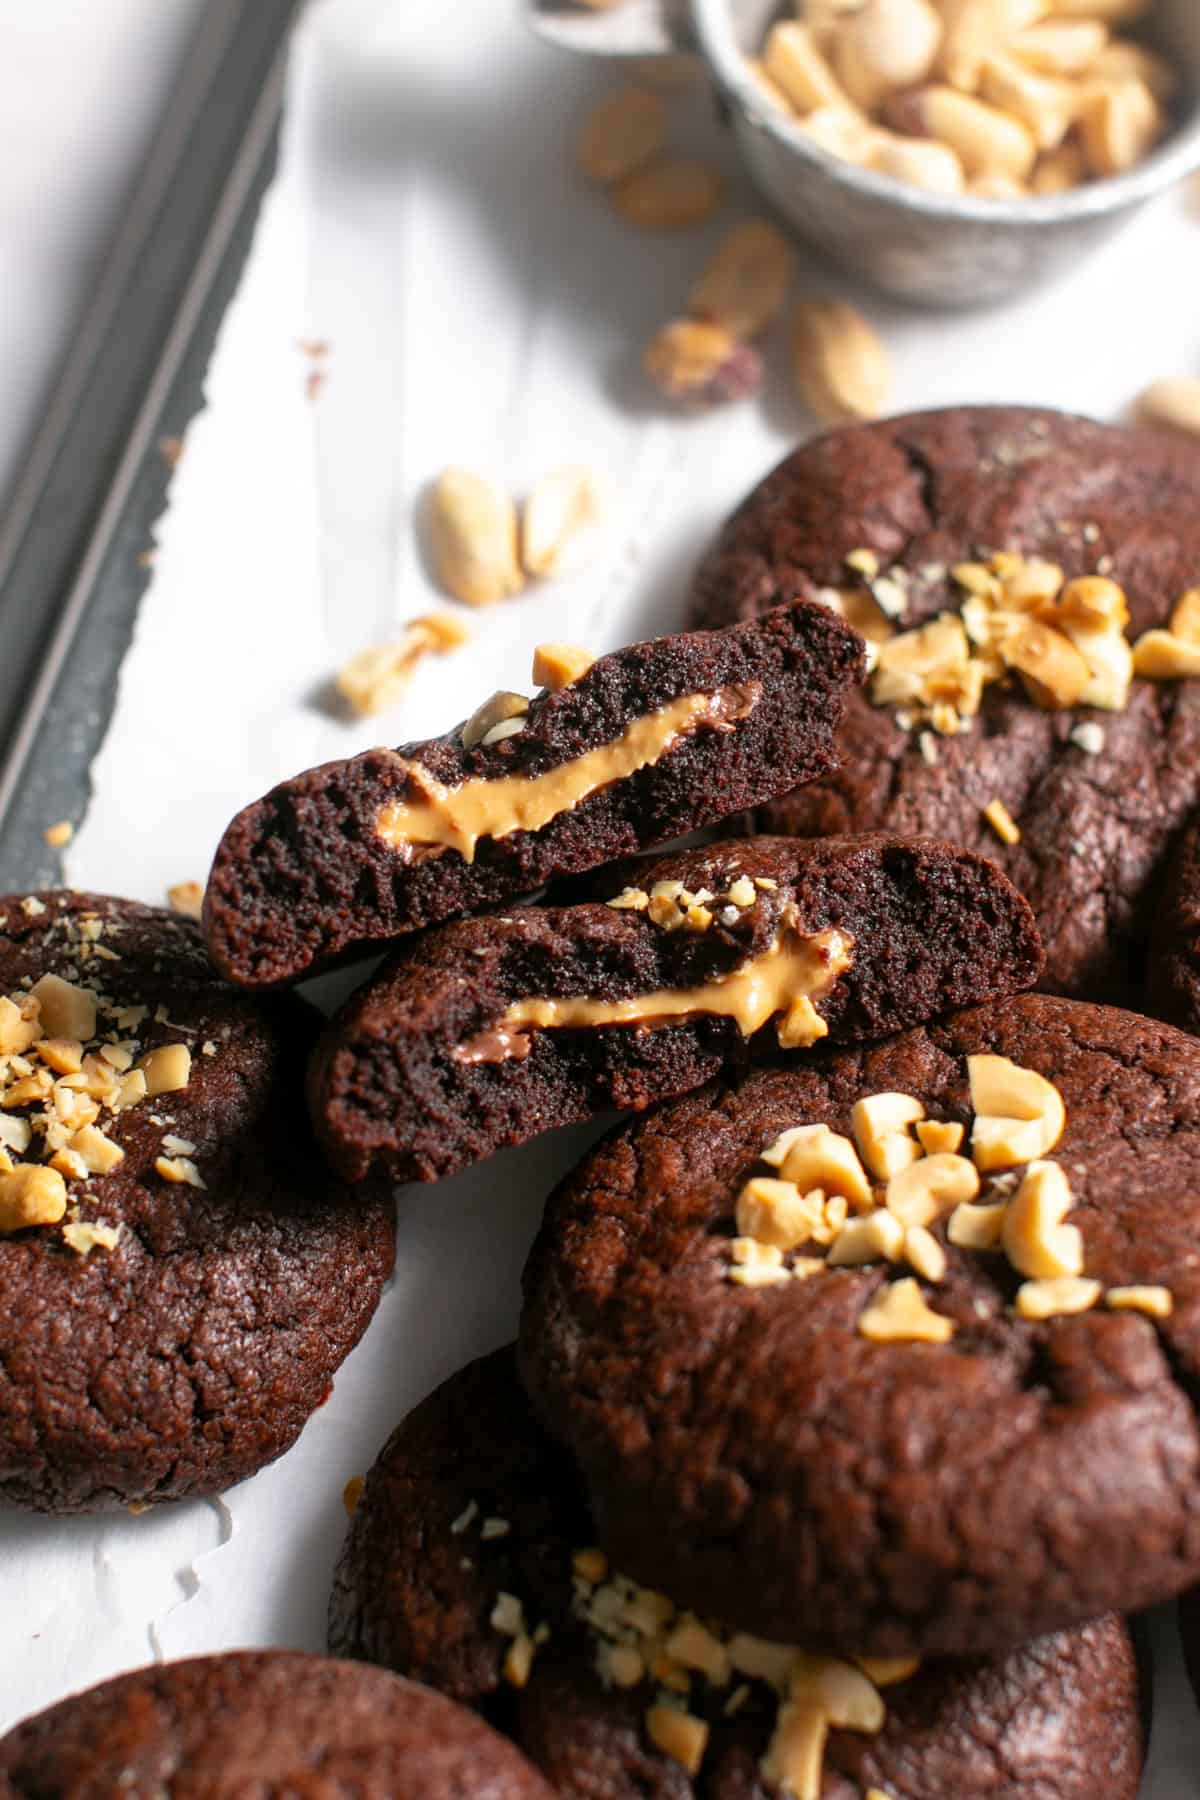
xmin=4 ymin=0 xmax=1200 ymax=1785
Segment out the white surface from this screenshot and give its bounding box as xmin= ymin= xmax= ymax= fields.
xmin=0 ymin=0 xmax=203 ymax=508
xmin=3 ymin=0 xmax=1200 ymax=1786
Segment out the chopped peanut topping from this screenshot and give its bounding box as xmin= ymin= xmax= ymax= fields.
xmin=827 ymin=1209 xmax=905 ymax=1266
xmin=645 ymin=1706 xmax=709 ymax=1775
xmin=852 ymin=1092 xmax=925 ymax=1180
xmin=140 ymin=1044 xmax=192 ymax=1097
xmin=1015 ymin=1276 xmax=1102 ymax=1320
xmin=1106 ymin=1285 xmax=1173 ymax=1319
xmin=1003 ymin=1160 xmax=1083 ymax=1280
xmin=858 ymin=1277 xmax=955 ymax=1343
xmin=947 ymin=1200 xmax=1008 ymax=1251
xmin=772 ymin=1124 xmax=873 ymax=1212
xmin=532 ymin=643 xmax=596 ymax=692
xmin=0 ymin=1165 xmax=67 ymax=1231
xmin=885 ymin=1152 xmax=979 ymax=1228
xmin=983 ymin=797 xmax=1021 ymax=846
xmin=968 ymin=1055 xmax=1066 ymax=1171
xmin=914 ymin=1119 xmax=963 ymax=1155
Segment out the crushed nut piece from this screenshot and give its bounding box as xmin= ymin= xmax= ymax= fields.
xmin=481 ymin=1516 xmax=510 ymax=1540
xmin=761 ymin=1700 xmax=828 ymax=1800
xmin=947 ymin=1200 xmax=1008 ymax=1251
xmin=885 ymin=1152 xmax=980 ymax=1227
xmin=777 ymin=994 xmax=830 ymax=1050
xmin=343 ymin=1475 xmax=365 ymax=1516
xmin=44 ymin=820 xmax=74 ymax=850
xmin=532 ymin=643 xmax=597 ymax=692
xmin=1106 ymin=1285 xmax=1173 ymax=1318
xmin=503 ymin=1633 xmax=536 ymax=1688
xmin=155 ymin=1155 xmax=205 ymax=1189
xmin=645 ymin=1705 xmax=709 ymax=1775
xmin=451 ymin=1500 xmax=479 ymax=1535
xmin=140 ymin=1044 xmax=192 ymax=1097
xmin=336 ymin=614 xmax=471 ymax=717
xmin=852 ymin=1091 xmax=925 ymax=1180
xmin=1140 ymin=377 xmax=1200 ymax=441
xmin=1003 ymin=1160 xmax=1083 ymax=1280
xmin=1132 ymin=629 xmax=1200 ymax=681
xmin=773 ymin=1124 xmax=873 ymax=1211
xmin=607 ymin=886 xmax=649 ymax=912
xmin=968 ymin=1055 xmax=1066 ymax=1171
xmin=490 ymin=1592 xmax=524 ymax=1636
xmin=858 ymin=1276 xmax=955 ymax=1343
xmin=573 ymin=1547 xmax=608 ymax=1584
xmin=827 ymin=1207 xmax=905 ymax=1266
xmin=62 ymin=1219 xmax=122 ymax=1256
xmin=983 ymin=797 xmax=1021 ymax=846
xmin=915 ymin=1119 xmax=964 ymax=1155
xmin=1015 ymin=1275 xmax=1102 ymax=1320
xmin=30 ymin=974 xmax=95 ymax=1043
xmin=729 ymin=1236 xmax=791 ymax=1286
xmin=0 ymin=1164 xmax=68 ymax=1232
xmin=904 ymin=1223 xmax=947 ymax=1282
xmin=737 ymin=1177 xmax=821 ymax=1251
xmin=166 ymin=881 xmax=205 ymax=920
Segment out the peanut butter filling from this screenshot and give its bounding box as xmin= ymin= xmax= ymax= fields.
xmin=376 ymin=683 xmax=759 ymax=864
xmin=456 ymin=927 xmax=853 ymax=1064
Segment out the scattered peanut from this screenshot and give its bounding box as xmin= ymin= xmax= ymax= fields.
xmin=968 ymin=1055 xmax=1066 ymax=1170
xmin=576 ymin=86 xmax=668 ymax=185
xmin=522 ymin=468 xmax=606 ymax=579
xmin=612 ymin=158 xmax=725 ymax=231
xmin=764 ymin=21 xmax=860 ymax=114
xmin=644 ymin=319 xmax=762 ymax=406
xmin=1014 ymin=1275 xmax=1102 ymax=1320
xmin=775 ymin=1123 xmax=874 ymax=1211
xmin=858 ymin=1276 xmax=956 ymax=1342
xmin=1139 ymin=378 xmax=1200 ymax=441
xmin=688 ymin=221 xmax=796 ymax=341
xmin=429 ymin=469 xmax=524 ymax=607
xmin=885 ymin=1151 xmax=980 ymax=1227
xmin=166 ymin=881 xmax=205 ymax=920
xmin=789 ymin=299 xmax=892 ymax=426
xmin=1106 ymin=1285 xmax=1173 ymax=1318
xmin=852 ymin=1091 xmax=925 ymax=1180
xmin=833 ymin=0 xmax=943 ymax=112
xmin=1002 ymin=1160 xmax=1083 ymax=1280
xmin=645 ymin=1706 xmax=709 ymax=1775
xmin=336 ymin=614 xmax=471 ymax=717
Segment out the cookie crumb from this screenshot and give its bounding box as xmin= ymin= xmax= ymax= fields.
xmin=20 ymin=897 xmax=46 ymax=918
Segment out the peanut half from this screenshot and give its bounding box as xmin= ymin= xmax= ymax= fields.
xmin=688 ymin=221 xmax=796 ymax=342
xmin=789 ymin=299 xmax=893 ymax=426
xmin=429 ymin=470 xmax=524 ymax=607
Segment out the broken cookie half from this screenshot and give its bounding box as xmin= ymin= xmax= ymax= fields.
xmin=308 ymin=834 xmax=1043 ymax=1184
xmin=204 ymin=599 xmax=865 ymax=987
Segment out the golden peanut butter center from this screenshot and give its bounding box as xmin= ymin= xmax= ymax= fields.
xmin=457 ymin=927 xmax=854 ymax=1064
xmin=376 ymin=684 xmax=758 ymax=863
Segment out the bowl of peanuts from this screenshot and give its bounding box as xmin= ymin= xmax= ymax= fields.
xmin=689 ymin=0 xmax=1200 ymax=306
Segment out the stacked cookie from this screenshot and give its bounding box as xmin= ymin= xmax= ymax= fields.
xmin=5 ymin=404 xmax=1200 ymax=1793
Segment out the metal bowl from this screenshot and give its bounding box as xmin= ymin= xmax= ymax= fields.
xmin=690 ymin=0 xmax=1200 ymax=307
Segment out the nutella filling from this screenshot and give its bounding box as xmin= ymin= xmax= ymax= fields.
xmin=456 ymin=927 xmax=854 ymax=1064
xmin=377 ymin=683 xmax=759 ymax=864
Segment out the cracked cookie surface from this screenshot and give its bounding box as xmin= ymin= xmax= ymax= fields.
xmin=688 ymin=406 xmax=1200 ymax=1012
xmin=520 ymin=994 xmax=1200 ymax=1658
xmin=0 ymin=892 xmax=395 ymax=1513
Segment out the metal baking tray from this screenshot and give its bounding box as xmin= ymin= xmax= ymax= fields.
xmin=0 ymin=0 xmax=302 ymax=889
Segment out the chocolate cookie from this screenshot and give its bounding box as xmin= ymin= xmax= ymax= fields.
xmin=0 ymin=892 xmax=394 ymax=1513
xmin=0 ymin=1651 xmax=554 ymax=1798
xmin=330 ymin=1348 xmax=1143 ymax=1800
xmin=205 ymin=601 xmax=865 ymax=987
xmin=1148 ymin=815 xmax=1200 ymax=1035
xmin=521 ymin=993 xmax=1200 ymax=1659
xmin=309 ymin=833 xmax=1041 ymax=1183
xmin=1181 ymin=1586 xmax=1200 ymax=1708
xmin=688 ymin=406 xmax=1200 ymax=1007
